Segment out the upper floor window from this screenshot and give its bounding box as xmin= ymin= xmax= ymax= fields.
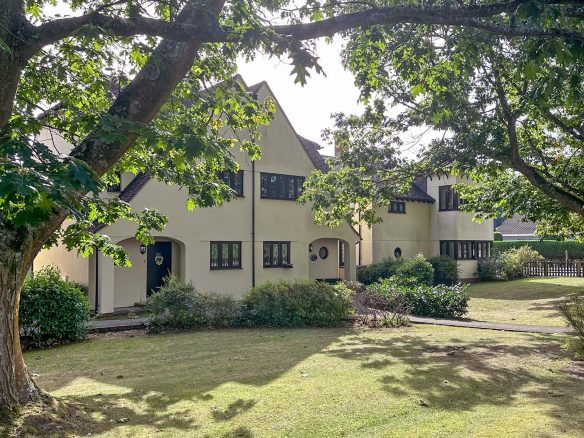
xmin=260 ymin=172 xmax=305 ymax=200
xmin=263 ymin=241 xmax=291 ymax=268
xmin=438 ymin=185 xmax=460 ymax=211
xmin=210 ymin=241 xmax=242 ymax=269
xmin=220 ymin=170 xmax=244 ymax=197
xmin=440 ymin=240 xmax=492 ymax=260
xmin=106 ymin=172 xmax=121 ymax=192
xmin=388 ymin=201 xmax=406 ymax=214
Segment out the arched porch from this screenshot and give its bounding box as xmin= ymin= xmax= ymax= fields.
xmin=89 ymin=236 xmax=186 ymax=314
xmin=308 ymin=238 xmax=354 ymax=282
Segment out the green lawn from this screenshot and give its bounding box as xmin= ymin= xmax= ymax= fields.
xmin=467 ymin=277 xmax=584 ymax=327
xmin=14 ymin=326 xmax=584 ymax=437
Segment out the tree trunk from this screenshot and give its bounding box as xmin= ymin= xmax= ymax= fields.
xmin=0 ymin=236 xmax=41 ymax=410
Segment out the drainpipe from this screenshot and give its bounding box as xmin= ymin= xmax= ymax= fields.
xmin=251 ymin=159 xmax=256 ymax=288
xmin=94 ymin=247 xmax=100 ymax=314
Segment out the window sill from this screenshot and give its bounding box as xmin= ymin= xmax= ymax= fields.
xmin=263 ymin=264 xmax=294 ymax=269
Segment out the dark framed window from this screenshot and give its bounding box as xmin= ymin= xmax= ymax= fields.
xmin=440 ymin=240 xmax=492 ymax=260
xmin=439 ymin=185 xmax=460 ymax=211
xmin=394 ymin=247 xmax=402 ymax=258
xmin=220 ymin=170 xmax=244 ymax=197
xmin=260 ymin=172 xmax=305 ymax=200
xmin=389 ymin=201 xmax=406 ymax=214
xmin=106 ymin=172 xmax=121 ymax=192
xmin=263 ymin=241 xmax=291 ymax=267
xmin=339 ymin=242 xmax=345 ymax=267
xmin=210 ymin=241 xmax=242 ymax=269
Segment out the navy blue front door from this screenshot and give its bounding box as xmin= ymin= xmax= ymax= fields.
xmin=147 ymin=241 xmax=172 ymax=295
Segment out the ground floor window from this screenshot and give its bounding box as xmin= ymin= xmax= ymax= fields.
xmin=440 ymin=240 xmax=492 ymax=260
xmin=210 ymin=241 xmax=242 ymax=269
xmin=263 ymin=241 xmax=291 ymax=267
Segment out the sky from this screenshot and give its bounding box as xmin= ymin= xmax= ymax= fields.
xmin=237 ymin=37 xmax=363 ymax=156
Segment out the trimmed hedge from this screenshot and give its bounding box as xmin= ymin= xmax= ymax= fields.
xmin=368 ymin=279 xmax=469 ymax=318
xmin=147 ymin=276 xmax=241 ymax=332
xmin=20 ymin=266 xmax=90 ymax=348
xmin=392 ymin=254 xmax=434 ymax=287
xmin=494 ymin=240 xmax=584 ymax=259
xmin=241 ymin=280 xmax=354 ymax=327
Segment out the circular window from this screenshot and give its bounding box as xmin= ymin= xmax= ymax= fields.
xmin=318 ymin=247 xmax=329 ymax=259
xmin=394 ymin=247 xmax=402 ymax=259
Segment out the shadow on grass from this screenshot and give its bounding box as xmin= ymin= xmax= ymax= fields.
xmin=10 ymin=327 xmax=584 ymax=436
xmin=14 ymin=328 xmax=348 ymax=436
xmin=326 ymin=332 xmax=583 ymax=435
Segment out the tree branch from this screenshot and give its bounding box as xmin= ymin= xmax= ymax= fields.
xmin=31 ymin=1 xmax=584 ymax=55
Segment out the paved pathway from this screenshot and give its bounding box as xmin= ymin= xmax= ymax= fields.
xmin=91 ymin=317 xmax=148 ymax=332
xmin=408 ymin=316 xmax=572 ymax=334
xmin=91 ymin=315 xmax=572 ymax=335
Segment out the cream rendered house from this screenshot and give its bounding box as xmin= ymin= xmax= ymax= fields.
xmin=34 ymin=80 xmax=359 ymax=314
xmin=358 ymin=174 xmax=494 ymax=280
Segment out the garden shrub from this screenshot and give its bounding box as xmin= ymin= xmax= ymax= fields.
xmin=357 ymin=257 xmax=403 ymax=285
xmin=560 ymin=298 xmax=584 ymax=359
xmin=368 ymin=279 xmax=469 ymax=318
xmin=354 ymin=286 xmax=411 ymax=327
xmin=241 ymin=280 xmax=354 ymax=327
xmin=20 ymin=266 xmax=90 ymax=348
xmin=428 ymin=255 xmax=458 ymax=285
xmin=479 ymin=245 xmax=543 ymax=281
xmin=494 ymin=240 xmax=584 ymax=259
xmin=147 ymin=276 xmax=241 ymax=332
xmin=392 ymin=253 xmax=434 ymax=287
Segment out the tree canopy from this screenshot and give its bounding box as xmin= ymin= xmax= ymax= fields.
xmin=302 ymin=4 xmax=584 ymax=239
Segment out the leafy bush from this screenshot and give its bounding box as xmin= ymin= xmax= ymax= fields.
xmin=353 ymin=287 xmax=412 ymax=327
xmin=560 ymin=298 xmax=584 ymax=359
xmin=479 ymin=245 xmax=543 ymax=281
xmin=428 ymin=255 xmax=458 ymax=285
xmin=241 ymin=280 xmax=354 ymax=327
xmin=368 ymin=279 xmax=469 ymax=318
xmin=494 ymin=240 xmax=584 ymax=259
xmin=20 ymin=266 xmax=90 ymax=348
xmin=392 ymin=253 xmax=434 ymax=287
xmin=357 ymin=257 xmax=403 ymax=285
xmin=147 ymin=276 xmax=241 ymax=332
xmin=478 ymin=253 xmax=503 ymax=281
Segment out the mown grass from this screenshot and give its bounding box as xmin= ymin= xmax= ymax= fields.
xmin=13 ymin=325 xmax=584 ymax=437
xmin=467 ymin=277 xmax=584 ymax=327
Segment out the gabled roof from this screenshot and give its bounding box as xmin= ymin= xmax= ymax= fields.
xmin=298 ymin=135 xmax=329 ymax=172
xmin=90 ymin=172 xmax=151 ymax=232
xmin=496 ymin=215 xmax=537 ymax=236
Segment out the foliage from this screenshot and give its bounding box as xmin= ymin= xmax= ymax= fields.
xmin=392 ymin=253 xmax=434 ymax=287
xmin=301 ymin=9 xmax=584 ymax=239
xmin=479 ymin=245 xmax=543 ymax=281
xmin=353 ymin=288 xmax=411 ymax=328
xmin=19 ymin=266 xmax=90 ymax=348
xmin=560 ymin=298 xmax=584 ymax=359
xmin=428 ymin=256 xmax=458 ymax=286
xmin=357 ymin=257 xmax=403 ymax=285
xmin=146 ymin=276 xmax=241 ymax=332
xmin=241 ymin=280 xmax=354 ymax=327
xmin=368 ymin=279 xmax=469 ymax=318
xmin=494 ymin=240 xmax=584 ymax=260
